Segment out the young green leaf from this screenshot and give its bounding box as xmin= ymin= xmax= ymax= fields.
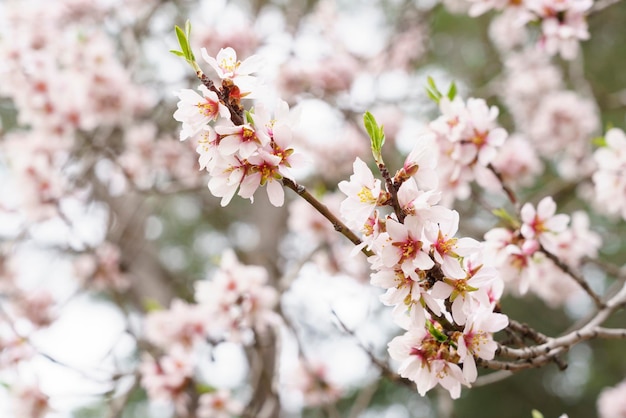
xmin=531 ymin=410 xmax=545 ymax=418
xmin=426 ymin=321 xmax=448 ymax=343
xmin=492 ymin=207 xmax=520 ymax=229
xmin=447 ymin=81 xmax=457 ymax=100
xmin=592 ymin=136 xmax=606 ymax=147
xmin=363 ymin=111 xmax=385 ymax=163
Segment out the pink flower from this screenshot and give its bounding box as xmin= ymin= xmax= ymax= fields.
xmin=338 ymin=157 xmax=383 ymax=230
xmin=207 ymin=154 xmax=247 ymax=207
xmin=423 ymin=210 xmax=480 ymax=279
xmin=215 ymin=123 xmax=269 ymax=159
xmin=593 ymin=128 xmax=626 ymax=220
xmin=430 ymin=254 xmax=499 ymax=325
xmin=140 ymin=347 xmax=193 ymax=404
xmin=174 ymin=85 xmax=230 ymax=141
xmin=388 ymin=328 xmax=467 ymax=399
xmin=12 ymin=384 xmax=50 ymax=418
xmin=198 ymin=390 xmax=244 ymax=418
xmin=201 ymin=47 xmax=261 ymax=95
xmin=381 ymin=216 xmax=434 ymax=279
xmin=456 ymin=308 xmax=508 ymax=382
xmin=597 ymin=379 xmax=626 ymax=418
xmin=520 ymin=196 xmax=570 ymax=249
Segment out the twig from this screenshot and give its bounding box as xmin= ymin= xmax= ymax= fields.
xmin=487 ymin=164 xmax=518 ymax=208
xmin=378 ymin=163 xmax=404 ymax=223
xmin=539 ymin=243 xmax=605 ymax=309
xmin=282 ymin=178 xmax=373 ymax=257
xmin=347 ymin=381 xmax=379 ymax=418
xmin=473 ymin=370 xmax=513 ymax=387
xmin=331 ymin=310 xmax=413 ymax=389
xmin=499 ymin=282 xmax=626 ymax=360
xmin=590 ymin=0 xmax=624 ymax=13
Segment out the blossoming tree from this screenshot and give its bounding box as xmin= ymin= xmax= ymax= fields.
xmin=0 ymin=0 xmax=626 ymax=417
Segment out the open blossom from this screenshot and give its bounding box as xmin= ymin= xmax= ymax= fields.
xmin=592 ymin=128 xmax=626 ymax=220
xmin=388 ymin=327 xmax=467 ymax=399
xmin=198 ymin=390 xmax=244 ymax=418
xmin=428 ymin=95 xmax=507 ymax=203
xmin=12 ymin=383 xmax=50 ymax=418
xmin=525 ymin=0 xmax=592 ymax=60
xmin=194 ymin=249 xmax=278 ymax=342
xmin=597 ymin=379 xmax=626 ymax=418
xmin=338 ymin=157 xmax=383 ymax=230
xmin=215 ymin=123 xmax=269 ymax=159
xmin=140 ymin=347 xmax=194 ymax=405
xmin=381 ymin=216 xmax=434 ymax=279
xmin=456 ymin=308 xmax=508 ymax=382
xmin=491 ymin=134 xmax=543 ymax=188
xmin=424 ymin=210 xmax=480 ymax=279
xmin=174 ymin=85 xmax=230 ymax=141
xmin=144 ymin=299 xmax=210 ymax=350
xmin=431 ymin=254 xmax=500 ymax=325
xmin=202 ymin=47 xmax=261 ymax=95
xmin=520 ymin=196 xmax=570 ymax=250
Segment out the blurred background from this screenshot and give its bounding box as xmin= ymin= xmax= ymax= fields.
xmin=0 ymin=0 xmax=625 ymax=417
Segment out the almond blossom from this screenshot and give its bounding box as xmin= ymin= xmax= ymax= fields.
xmin=197 ymin=390 xmax=244 ymax=418
xmin=380 ymin=216 xmax=434 ymax=279
xmin=338 ymin=157 xmax=383 ymax=230
xmin=456 ymin=308 xmax=508 ymax=382
xmin=520 ymin=196 xmax=570 ymax=250
xmin=174 ymin=85 xmax=230 ymax=141
xmin=592 ymin=128 xmax=626 ymax=220
xmin=388 ymin=327 xmax=467 ymax=399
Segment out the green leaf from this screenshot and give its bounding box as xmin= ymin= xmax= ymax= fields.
xmin=174 ymin=20 xmax=195 ymax=62
xmin=447 ymin=81 xmax=457 ymax=100
xmin=427 ymin=76 xmax=437 ymax=90
xmin=185 ymin=19 xmax=192 ymax=40
xmin=169 ymin=49 xmax=185 ymax=57
xmin=245 ymin=110 xmax=255 ymax=125
xmin=531 ymin=410 xmax=545 ymax=418
xmin=363 ymin=111 xmax=385 ymax=163
xmin=175 ymin=25 xmax=190 ymax=58
xmin=592 ymin=136 xmax=606 ymax=147
xmin=426 ymin=88 xmax=441 ymax=103
xmin=196 ymin=383 xmax=216 ymax=394
xmin=143 ymin=298 xmax=163 ymax=312
xmin=426 ymin=321 xmax=448 ymax=343
xmin=425 ymin=77 xmax=443 ymax=104
xmin=492 ymin=207 xmax=520 ymax=229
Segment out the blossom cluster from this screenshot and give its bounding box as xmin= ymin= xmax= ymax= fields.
xmin=173 ymin=47 xmax=300 ymax=207
xmin=338 ymin=129 xmax=508 ymax=398
xmin=140 ymin=249 xmax=277 ymax=414
xmin=484 ymin=197 xmax=601 ymax=305
xmin=464 ymin=0 xmax=592 ymax=59
xmin=428 ymin=95 xmax=508 ymax=204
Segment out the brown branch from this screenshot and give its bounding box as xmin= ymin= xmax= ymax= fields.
xmin=378 ymin=162 xmax=404 ymax=222
xmin=282 ymin=178 xmax=374 ymax=257
xmin=331 ymin=310 xmax=414 ymax=389
xmin=539 ymin=243 xmax=605 ymax=309
xmin=487 ymin=163 xmax=517 ymax=207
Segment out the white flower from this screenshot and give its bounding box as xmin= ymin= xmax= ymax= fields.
xmin=338 ymin=157 xmax=383 ymax=230
xmin=174 ymin=85 xmax=230 ymax=141
xmin=520 ymin=196 xmax=570 ymax=250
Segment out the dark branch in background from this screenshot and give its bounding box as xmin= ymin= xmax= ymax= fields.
xmin=331 ymin=311 xmax=414 ymax=390
xmin=487 ymin=163 xmax=517 ymax=207
xmin=282 ymin=178 xmax=374 ymax=257
xmin=539 ymin=243 xmax=605 ymax=308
